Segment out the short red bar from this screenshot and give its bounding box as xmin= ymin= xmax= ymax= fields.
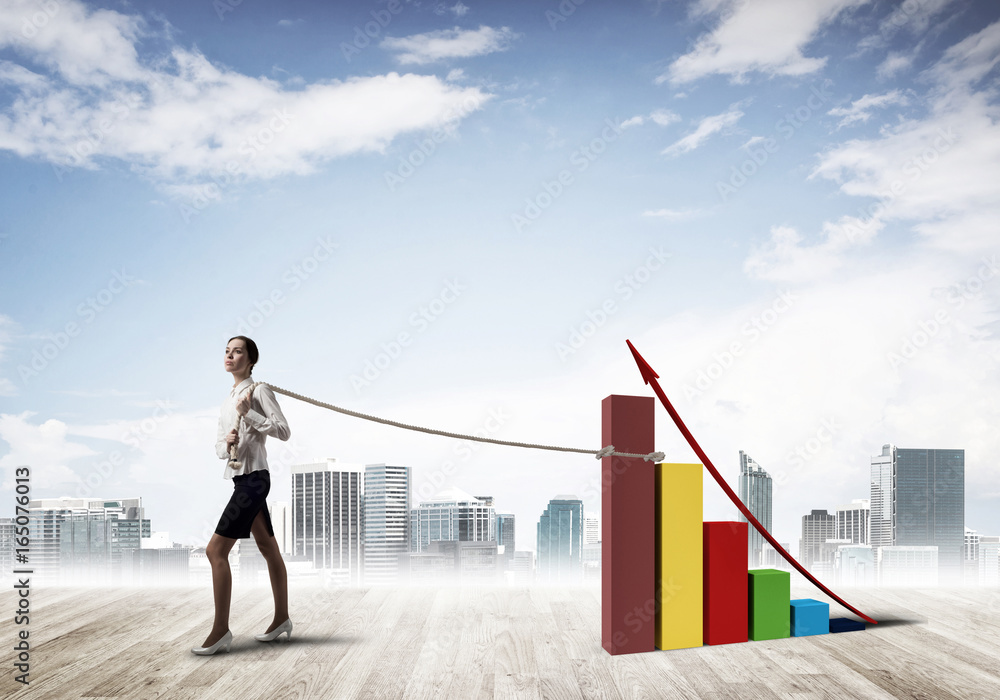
xmin=703 ymin=521 xmax=748 ymax=646
xmin=602 ymin=395 xmax=655 ymax=655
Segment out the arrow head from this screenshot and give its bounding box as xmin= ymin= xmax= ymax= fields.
xmin=626 ymin=339 xmax=659 ymax=385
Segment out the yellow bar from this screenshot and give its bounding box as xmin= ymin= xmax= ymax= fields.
xmin=655 ymin=462 xmax=703 ymax=650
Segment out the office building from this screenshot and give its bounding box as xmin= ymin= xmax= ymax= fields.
xmin=363 ymin=464 xmax=411 ymax=585
xmin=737 ymin=451 xmax=772 ymax=567
xmin=270 ymin=501 xmax=291 ymax=555
xmin=878 ymin=545 xmax=939 ymax=587
xmin=800 ymin=510 xmax=837 ymax=571
xmin=410 ymin=488 xmax=494 ymax=553
xmin=496 ymin=512 xmax=515 ymax=569
xmin=965 ymin=527 xmax=980 ymax=562
xmin=28 ymin=497 xmax=148 ymax=584
xmin=836 ymin=545 xmax=875 ymax=587
xmin=870 ymin=444 xmax=965 ymax=583
xmin=511 ymin=551 xmax=535 ymax=585
xmin=980 ymin=536 xmax=1000 ymax=587
xmin=0 ymin=518 xmax=13 ymax=579
xmin=836 ymin=499 xmax=870 ymax=545
xmin=584 ymin=516 xmax=600 ymax=545
xmin=292 ymin=459 xmax=363 ymax=584
xmin=536 ymin=495 xmax=584 ymax=583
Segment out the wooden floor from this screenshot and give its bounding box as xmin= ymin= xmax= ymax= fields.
xmin=3 ymin=583 xmax=1000 ymax=699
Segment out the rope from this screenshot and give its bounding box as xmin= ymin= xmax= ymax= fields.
xmin=228 ymin=380 xmax=665 ymax=466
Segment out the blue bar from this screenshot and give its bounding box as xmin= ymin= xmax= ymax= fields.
xmin=790 ymin=599 xmax=828 ymax=637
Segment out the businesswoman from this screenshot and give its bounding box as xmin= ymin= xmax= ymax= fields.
xmin=192 ymin=336 xmax=292 ymax=655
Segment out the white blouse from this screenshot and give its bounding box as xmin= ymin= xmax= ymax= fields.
xmin=215 ymin=377 xmax=291 ymax=479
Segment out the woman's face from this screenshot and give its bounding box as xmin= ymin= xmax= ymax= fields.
xmin=224 ymin=338 xmax=251 ymax=375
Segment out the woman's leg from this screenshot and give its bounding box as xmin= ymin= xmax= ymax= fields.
xmin=203 ymin=533 xmax=237 ymax=646
xmin=251 ymin=508 xmax=289 ymax=632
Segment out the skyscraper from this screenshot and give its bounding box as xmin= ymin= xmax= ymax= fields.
xmin=870 ymin=444 xmax=965 ymax=583
xmin=269 ymin=501 xmax=291 ymax=555
xmin=836 ymin=499 xmax=870 ymax=545
xmin=409 ymin=488 xmax=495 ymax=552
xmin=737 ymin=451 xmax=772 ymax=567
xmin=800 ymin=509 xmax=836 ymax=571
xmin=536 ymin=495 xmax=584 ymax=582
xmin=292 ymin=459 xmax=363 ymax=584
xmin=870 ymin=445 xmax=894 ymax=549
xmin=363 ymin=464 xmax=411 ymax=584
xmin=496 ymin=512 xmax=515 ymax=568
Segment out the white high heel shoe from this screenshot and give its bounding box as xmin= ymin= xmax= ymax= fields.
xmin=191 ymin=630 xmax=232 ymax=655
xmin=254 ymin=618 xmax=292 ymax=642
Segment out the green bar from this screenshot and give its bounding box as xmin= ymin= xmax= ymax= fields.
xmin=748 ymin=569 xmax=790 ymax=641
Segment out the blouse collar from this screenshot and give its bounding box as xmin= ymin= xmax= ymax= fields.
xmin=230 ymin=376 xmax=255 ymax=396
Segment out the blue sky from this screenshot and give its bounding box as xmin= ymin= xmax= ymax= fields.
xmin=1 ymin=0 xmax=999 ymax=555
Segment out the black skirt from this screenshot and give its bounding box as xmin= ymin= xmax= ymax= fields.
xmin=214 ymin=469 xmax=275 ymax=539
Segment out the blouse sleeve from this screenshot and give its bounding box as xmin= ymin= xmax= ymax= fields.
xmin=215 ymin=413 xmax=230 ymax=460
xmin=242 ymin=385 xmax=291 ymax=441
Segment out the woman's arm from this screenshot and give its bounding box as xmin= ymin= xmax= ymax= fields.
xmin=241 ymin=385 xmax=291 ymax=441
xmin=215 ymin=414 xmax=231 ymax=459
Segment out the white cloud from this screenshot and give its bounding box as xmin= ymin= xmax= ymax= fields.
xmin=622 ymin=109 xmax=680 ymax=129
xmin=649 ymin=108 xmax=681 ymax=126
xmin=877 ymin=51 xmax=916 ymax=79
xmin=381 ymin=25 xmax=517 ymax=65
xmin=0 ymin=0 xmax=492 ymax=187
xmin=661 ymin=0 xmax=869 ymax=84
xmin=878 ymin=0 xmax=956 ymax=39
xmin=661 ymin=107 xmax=743 ymax=157
xmin=451 ymin=2 xmax=470 ymax=18
xmin=743 ymin=217 xmax=883 ymax=283
xmin=828 ymin=90 xmax=908 ymax=128
xmin=0 ymin=0 xmax=145 ymax=86
xmin=0 ymin=412 xmax=96 ymax=489
xmin=811 ymin=21 xmax=1000 ymax=255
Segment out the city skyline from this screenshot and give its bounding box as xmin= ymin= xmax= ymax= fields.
xmin=7 ymin=437 xmax=988 ymax=559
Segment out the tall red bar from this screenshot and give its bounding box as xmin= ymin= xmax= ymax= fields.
xmin=703 ymin=521 xmax=748 ymax=645
xmin=602 ymin=394 xmax=655 ymax=655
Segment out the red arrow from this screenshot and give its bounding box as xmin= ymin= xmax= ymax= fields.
xmin=626 ymin=339 xmax=877 ymax=625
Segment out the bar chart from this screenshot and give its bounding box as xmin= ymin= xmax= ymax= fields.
xmin=602 ymin=394 xmax=868 ymax=655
